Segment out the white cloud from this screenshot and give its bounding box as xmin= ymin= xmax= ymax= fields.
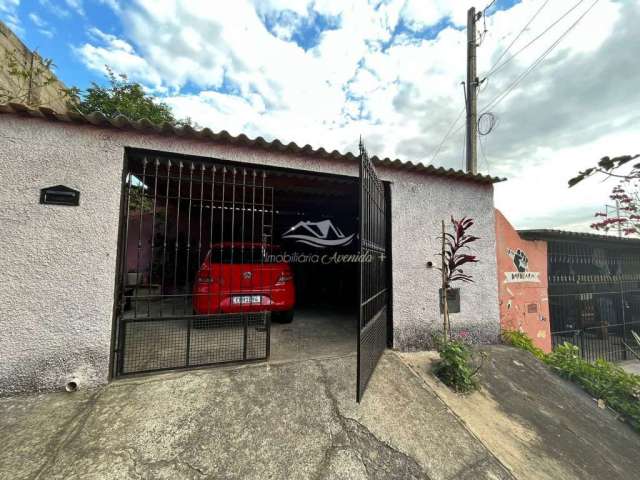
xmin=28 ymin=12 xmax=45 ymax=27
xmin=269 ymin=20 xmax=297 ymax=41
xmin=0 ymin=0 xmax=19 ymax=13
xmin=166 ymin=92 xmax=263 ymax=136
xmin=75 ymin=27 xmax=164 ymax=88
xmin=400 ymin=0 xmax=479 ymax=29
xmin=28 ymin=12 xmax=55 ymax=38
xmin=494 ymin=129 xmax=639 ymax=231
xmin=64 ymin=0 xmax=84 ymax=16
xmin=253 ymin=0 xmax=312 ymax=17
xmin=0 ymin=0 xmax=21 ymax=33
xmin=73 ymin=0 xmax=638 ymax=230
xmin=38 ymin=0 xmax=70 ymax=18
xmin=98 ymin=0 xmax=120 ymax=13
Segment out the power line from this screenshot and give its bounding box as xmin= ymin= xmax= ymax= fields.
xmin=430 ymin=0 xmax=594 ymax=167
xmin=484 ymin=0 xmax=587 ymax=79
xmin=483 ymin=0 xmax=496 ymax=12
xmin=429 ymin=105 xmax=465 ymax=165
xmin=480 ymin=0 xmax=600 ymax=115
xmin=478 ymin=112 xmax=496 ymax=135
xmin=477 ymin=0 xmax=497 ymax=46
xmin=479 ymin=133 xmax=491 ymax=173
xmin=485 ymin=0 xmax=550 ymax=76
xmin=462 ymin=129 xmax=466 ymax=170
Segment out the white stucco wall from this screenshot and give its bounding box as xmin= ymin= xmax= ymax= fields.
xmin=388 ymin=170 xmax=499 ymax=349
xmin=0 ymin=116 xmax=499 ymax=394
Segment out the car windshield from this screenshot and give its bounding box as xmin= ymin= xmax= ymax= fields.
xmin=209 ymin=247 xmax=275 ymax=264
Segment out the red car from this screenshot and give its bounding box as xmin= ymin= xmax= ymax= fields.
xmin=193 ymin=243 xmax=295 ymax=322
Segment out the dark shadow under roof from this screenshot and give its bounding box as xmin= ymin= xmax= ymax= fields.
xmin=0 ymin=102 xmax=505 ymax=185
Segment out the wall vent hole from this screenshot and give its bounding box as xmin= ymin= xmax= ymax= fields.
xmin=65 ymin=381 xmax=78 ymax=393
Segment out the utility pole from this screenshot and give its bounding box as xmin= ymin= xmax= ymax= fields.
xmin=466 ymin=7 xmax=478 ymax=175
xmin=604 ymin=201 xmax=623 ymax=238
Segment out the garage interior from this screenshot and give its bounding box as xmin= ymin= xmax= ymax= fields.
xmin=269 ymin=169 xmax=359 ymax=363
xmin=114 ymin=149 xmax=360 ymax=376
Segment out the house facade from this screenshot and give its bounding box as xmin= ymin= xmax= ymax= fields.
xmin=0 ymin=104 xmax=502 ymax=396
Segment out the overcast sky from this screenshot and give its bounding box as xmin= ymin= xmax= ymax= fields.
xmin=3 ymin=0 xmax=638 ymax=231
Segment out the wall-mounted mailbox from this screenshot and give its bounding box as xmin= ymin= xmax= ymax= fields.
xmin=439 ymin=287 xmax=460 ymax=313
xmin=40 ymin=185 xmax=80 ymax=206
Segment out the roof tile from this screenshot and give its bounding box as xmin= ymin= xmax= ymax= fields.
xmin=0 ymin=102 xmax=505 ymax=184
xmin=518 ymin=229 xmax=640 ymax=243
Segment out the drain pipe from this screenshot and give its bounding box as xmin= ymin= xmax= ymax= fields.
xmin=65 ymin=380 xmax=79 ymax=392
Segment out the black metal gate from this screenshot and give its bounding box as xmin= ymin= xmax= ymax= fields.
xmin=549 ymin=278 xmax=640 ymax=362
xmin=546 ymin=239 xmax=640 ymax=362
xmin=357 ymin=142 xmax=388 ymax=402
xmin=113 ymin=151 xmax=273 ymax=376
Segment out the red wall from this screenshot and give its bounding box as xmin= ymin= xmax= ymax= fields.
xmin=126 ymin=212 xmax=155 ymax=282
xmin=495 ymin=210 xmax=551 ymax=353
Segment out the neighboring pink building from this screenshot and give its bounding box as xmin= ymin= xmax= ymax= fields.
xmin=495 ymin=210 xmax=552 ymax=353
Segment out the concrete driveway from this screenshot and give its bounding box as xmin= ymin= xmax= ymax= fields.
xmin=402 ymin=346 xmax=640 ymax=480
xmin=269 ymin=307 xmax=356 ymax=362
xmin=1 ymin=352 xmax=511 ymax=480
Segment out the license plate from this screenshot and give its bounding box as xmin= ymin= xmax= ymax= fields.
xmin=232 ymin=295 xmax=262 ymax=305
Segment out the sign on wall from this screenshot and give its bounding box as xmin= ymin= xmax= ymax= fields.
xmin=504 ymin=248 xmax=540 ymax=283
xmin=439 ymin=288 xmax=460 ymax=313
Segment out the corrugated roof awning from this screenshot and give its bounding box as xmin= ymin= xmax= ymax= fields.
xmin=0 ymin=102 xmax=505 ymax=184
xmin=518 ymin=229 xmax=640 ymax=245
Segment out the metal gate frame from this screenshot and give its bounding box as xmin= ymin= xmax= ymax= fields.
xmin=545 ymin=238 xmax=640 ymax=362
xmin=356 ymin=141 xmax=389 ymax=402
xmin=108 ymin=147 xmax=393 ymax=391
xmin=110 ymin=149 xmax=274 ymax=377
xmin=550 ymin=284 xmax=640 ymax=362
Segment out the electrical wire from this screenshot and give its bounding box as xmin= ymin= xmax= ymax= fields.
xmin=483 ymin=0 xmax=497 ymax=12
xmin=478 ymin=112 xmax=496 ymax=135
xmin=462 ymin=130 xmax=466 ymax=170
xmin=478 ymin=75 xmax=490 ymax=95
xmin=430 ymin=0 xmax=591 ymax=166
xmin=479 ymin=133 xmax=491 ymax=173
xmin=484 ymin=0 xmax=586 ymax=79
xmin=477 ymin=0 xmax=497 ymax=46
xmin=429 ymin=105 xmax=466 ymax=165
xmin=480 ymin=0 xmax=601 ymax=115
xmin=484 ymin=0 xmax=550 ymax=76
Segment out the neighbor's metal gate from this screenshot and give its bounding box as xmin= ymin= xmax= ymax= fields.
xmin=547 ymin=240 xmax=640 ymax=362
xmin=113 ymin=152 xmax=274 ymax=376
xmin=356 ymin=142 xmax=388 ymax=402
xmin=549 ymin=276 xmax=640 ymax=362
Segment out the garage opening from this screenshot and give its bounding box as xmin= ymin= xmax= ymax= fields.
xmin=111 ymin=149 xmax=366 ymax=377
xmin=267 ymin=170 xmax=359 ymax=362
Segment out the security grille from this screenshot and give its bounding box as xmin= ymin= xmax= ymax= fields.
xmin=549 ymin=280 xmax=640 ymax=362
xmin=356 ymin=142 xmax=388 ymax=402
xmin=548 ymin=240 xmax=640 ymax=362
xmin=113 ymin=151 xmax=273 ymax=376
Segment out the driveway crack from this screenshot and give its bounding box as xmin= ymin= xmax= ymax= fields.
xmin=31 ymin=387 xmax=106 ymax=480
xmin=314 ymin=360 xmax=428 ymax=480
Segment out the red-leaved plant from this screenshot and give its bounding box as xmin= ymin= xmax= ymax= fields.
xmin=438 ymin=216 xmax=479 ymax=341
xmin=591 ymin=183 xmax=640 ymax=236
